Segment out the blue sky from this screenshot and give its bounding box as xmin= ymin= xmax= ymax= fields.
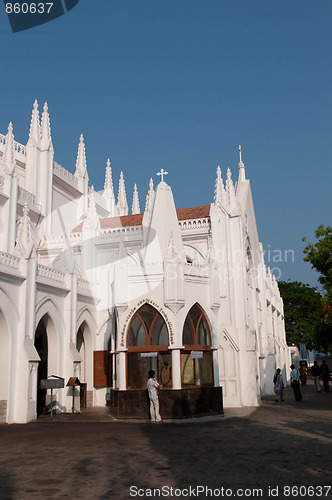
xmin=0 ymin=0 xmax=331 ymax=289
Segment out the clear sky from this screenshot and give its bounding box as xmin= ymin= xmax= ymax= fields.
xmin=0 ymin=0 xmax=331 ymax=289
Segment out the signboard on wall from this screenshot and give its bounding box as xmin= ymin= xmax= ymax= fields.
xmin=191 ymin=351 xmax=203 ymax=359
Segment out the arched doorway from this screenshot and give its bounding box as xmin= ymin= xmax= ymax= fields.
xmin=76 ymin=321 xmax=93 ymax=407
xmin=35 ymin=317 xmax=48 ymax=415
xmin=34 ymin=313 xmax=59 ymax=415
xmin=181 ymin=304 xmax=214 ymax=387
xmin=0 ymin=309 xmax=10 ymax=422
xmin=127 ymin=303 xmax=171 ymax=390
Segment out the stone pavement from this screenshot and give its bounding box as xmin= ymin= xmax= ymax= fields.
xmin=0 ymin=379 xmax=331 ymax=500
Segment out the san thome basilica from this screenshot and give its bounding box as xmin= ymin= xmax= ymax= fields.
xmin=0 ymin=100 xmax=289 ymax=423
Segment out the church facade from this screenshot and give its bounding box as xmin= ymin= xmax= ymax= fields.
xmin=0 ymin=101 xmax=290 ymax=423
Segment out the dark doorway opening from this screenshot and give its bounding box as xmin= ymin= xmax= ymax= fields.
xmin=35 ymin=318 xmax=48 ymax=416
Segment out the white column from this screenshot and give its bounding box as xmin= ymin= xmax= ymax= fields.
xmin=118 ymin=350 xmax=127 ymax=390
xmin=171 ymin=348 xmax=181 ymax=389
xmin=212 ymin=348 xmax=219 ymax=387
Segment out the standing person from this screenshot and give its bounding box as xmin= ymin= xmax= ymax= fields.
xmin=310 ymin=361 xmax=321 ymax=392
xmin=290 ymin=364 xmax=302 ymax=401
xmin=320 ymin=360 xmax=330 ymax=393
xmin=273 ymin=368 xmax=284 ymax=402
xmin=147 ymin=370 xmax=162 ymax=422
xmin=299 ymin=364 xmax=307 ymax=386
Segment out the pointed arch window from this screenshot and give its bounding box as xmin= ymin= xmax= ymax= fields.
xmin=127 ymin=304 xmax=171 ymax=390
xmin=181 ymin=304 xmax=213 ymax=387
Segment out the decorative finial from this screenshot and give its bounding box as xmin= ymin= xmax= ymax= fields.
xmin=157 ymin=168 xmax=168 ymax=183
xmin=237 ymin=144 xmax=246 ymax=182
xmin=80 ymin=134 xmax=84 ymax=143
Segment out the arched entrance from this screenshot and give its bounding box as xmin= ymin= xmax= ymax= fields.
xmin=127 ymin=303 xmax=171 ymax=389
xmin=0 ymin=309 xmax=10 ymax=422
xmin=35 ymin=317 xmax=48 ymax=415
xmin=76 ymin=321 xmax=93 ymax=407
xmin=34 ymin=313 xmax=59 ymax=415
xmin=181 ymin=303 xmax=214 ymax=387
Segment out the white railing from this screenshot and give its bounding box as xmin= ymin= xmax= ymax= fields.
xmin=18 ymin=186 xmax=35 ymax=205
xmin=0 ymin=133 xmax=26 ymax=156
xmin=53 ymin=161 xmax=79 ymax=186
xmin=179 ymin=217 xmax=210 ymax=231
xmin=77 ymin=277 xmax=90 ymax=291
xmin=100 ymin=225 xmax=143 ymax=238
xmin=0 ymin=251 xmax=20 ymax=271
xmin=37 ymin=264 xmax=66 ymax=283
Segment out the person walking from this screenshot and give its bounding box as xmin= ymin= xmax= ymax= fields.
xmin=320 ymin=360 xmax=330 ymax=393
xmin=310 ymin=361 xmax=321 ymax=392
xmin=273 ymin=368 xmax=284 ymax=402
xmin=290 ymin=364 xmax=302 ymax=401
xmin=147 ymin=370 xmax=162 ymax=422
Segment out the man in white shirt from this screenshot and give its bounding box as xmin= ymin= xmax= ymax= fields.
xmin=290 ymin=364 xmax=302 ymax=401
xmin=147 ymin=370 xmax=162 ymax=422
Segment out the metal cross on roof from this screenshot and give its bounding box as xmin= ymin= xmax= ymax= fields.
xmin=157 ymin=168 xmax=168 ymax=182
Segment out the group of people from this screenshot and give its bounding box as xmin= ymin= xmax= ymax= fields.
xmin=273 ymin=360 xmax=330 ymax=403
xmin=147 ymin=361 xmax=330 ymax=421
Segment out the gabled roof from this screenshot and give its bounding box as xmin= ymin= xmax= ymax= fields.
xmin=72 ymin=205 xmax=210 ymax=233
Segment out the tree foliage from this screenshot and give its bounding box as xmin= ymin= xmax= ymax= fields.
xmin=302 ymin=225 xmax=332 ymax=352
xmin=278 ymin=281 xmax=322 ymax=348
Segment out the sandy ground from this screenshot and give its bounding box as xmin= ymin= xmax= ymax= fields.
xmin=0 ymin=379 xmax=331 ymax=500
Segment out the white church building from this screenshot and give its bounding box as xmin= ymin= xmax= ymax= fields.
xmin=0 ymin=100 xmax=290 ymax=423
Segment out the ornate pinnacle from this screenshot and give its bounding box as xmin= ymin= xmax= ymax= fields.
xmin=238 ymin=144 xmax=246 ymax=182
xmin=214 ymin=165 xmax=226 ymax=205
xmin=75 ymin=134 xmax=88 ymax=179
xmin=29 ymin=99 xmax=40 ymax=143
xmin=132 ymin=184 xmax=140 ymax=214
xmin=41 ymin=101 xmax=51 ymax=147
xmin=4 ymin=121 xmax=15 ymax=173
xmin=117 ymin=171 xmax=128 ymax=216
xmin=226 ymin=167 xmax=236 ymax=208
xmin=104 ymin=158 xmax=114 ymax=192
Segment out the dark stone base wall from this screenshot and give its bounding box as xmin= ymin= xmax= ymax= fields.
xmin=109 ymin=387 xmax=223 ymax=419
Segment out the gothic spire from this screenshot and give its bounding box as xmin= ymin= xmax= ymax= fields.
xmin=238 ymin=144 xmax=246 ymax=182
xmin=3 ymin=122 xmax=16 ymax=173
xmin=132 ymin=184 xmax=140 ymax=214
xmin=117 ymin=171 xmax=128 ymax=216
xmin=104 ymin=158 xmax=114 ymax=192
xmin=75 ymin=134 xmax=88 ymax=179
xmin=214 ymin=165 xmax=226 ymax=205
xmin=29 ymin=99 xmax=41 ymax=144
xmin=226 ymin=168 xmax=237 ymax=209
xmin=145 ymin=178 xmax=155 ymax=213
xmin=40 ymin=102 xmax=52 ymax=149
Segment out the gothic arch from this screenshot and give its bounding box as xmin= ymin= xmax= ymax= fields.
xmin=183 ymin=243 xmax=206 ymax=264
xmin=180 ymin=302 xmax=213 ymax=344
xmin=180 ymin=303 xmax=214 ymax=388
xmin=126 ymin=302 xmax=171 ymax=390
xmin=35 ymin=298 xmax=63 ymax=390
xmin=121 ymin=300 xmax=172 ymax=348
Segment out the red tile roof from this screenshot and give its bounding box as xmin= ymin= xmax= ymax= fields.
xmin=176 ymin=205 xmax=210 ymax=220
xmin=72 ymin=206 xmax=210 ymax=233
